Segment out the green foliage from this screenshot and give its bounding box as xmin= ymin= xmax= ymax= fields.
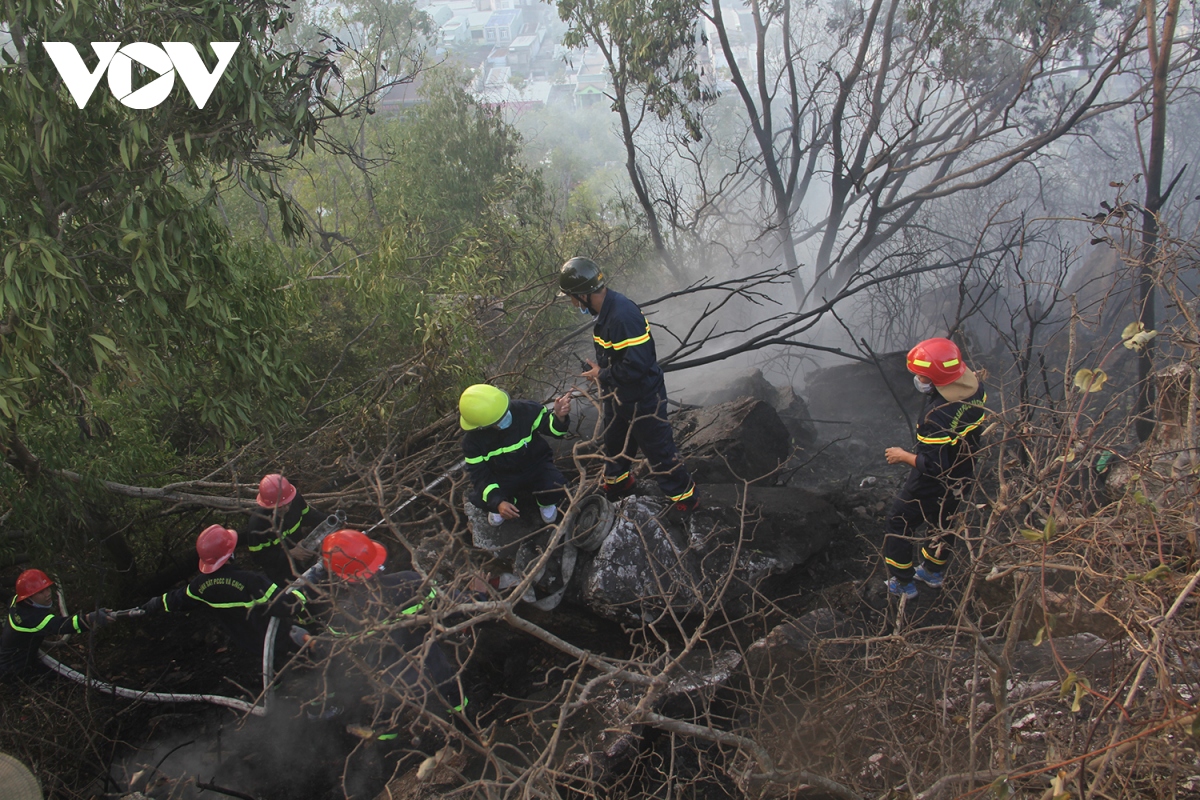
xmin=0 ymin=0 xmax=333 ymax=433
xmin=558 ymin=0 xmax=710 ymax=140
xmin=903 ymin=0 xmax=1124 ymax=86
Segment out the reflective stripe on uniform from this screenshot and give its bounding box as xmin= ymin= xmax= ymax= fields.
xmin=594 ymin=320 xmax=651 ymax=351
xmin=464 ymin=409 xmax=546 ymax=464
xmin=917 ymin=392 xmax=988 ymax=446
xmin=921 ymin=547 xmax=949 ymax=566
xmin=482 ymin=483 xmax=500 ymax=503
xmin=248 ymin=506 xmax=311 ymax=551
xmin=7 ymin=609 xmax=84 ymax=634
xmin=668 ymin=483 xmax=695 ymax=503
xmin=185 ymin=582 xmax=278 ymax=610
xmin=885 ymin=556 xmax=913 ymax=570
xmin=548 ymin=413 xmax=566 ymax=436
xmin=400 ymin=589 xmax=438 ymax=616
xmin=327 ymin=588 xmax=438 ymax=638
xmin=605 ymin=471 xmax=631 ymax=485
xmin=8 ymin=611 xmax=55 ymax=634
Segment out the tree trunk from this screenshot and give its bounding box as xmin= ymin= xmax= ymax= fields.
xmin=1135 ymin=0 xmax=1180 ymax=442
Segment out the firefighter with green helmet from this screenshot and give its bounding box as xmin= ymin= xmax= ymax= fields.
xmin=459 ymin=384 xmax=573 ymax=526
xmin=558 ymin=257 xmax=699 ymax=512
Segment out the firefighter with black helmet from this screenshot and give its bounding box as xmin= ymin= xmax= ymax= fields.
xmin=882 ymin=338 xmax=989 ymax=599
xmin=1 ymin=569 xmax=113 ymax=682
xmin=558 ymin=257 xmax=699 ymax=512
xmin=459 ymin=384 xmax=573 ymax=526
xmin=139 ymin=524 xmax=308 ymax=660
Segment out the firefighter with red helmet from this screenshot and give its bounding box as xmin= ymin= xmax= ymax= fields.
xmin=318 ymin=530 xmax=474 ymax=716
xmin=1 ymin=569 xmax=113 ymax=681
xmin=882 ymin=338 xmax=989 ymax=599
xmin=139 ymin=524 xmax=307 ymax=659
xmin=243 ymin=473 xmax=318 ymax=584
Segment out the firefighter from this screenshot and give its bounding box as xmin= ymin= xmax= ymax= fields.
xmin=139 ymin=524 xmax=308 ymax=659
xmin=558 ymin=257 xmax=699 ymax=512
xmin=883 ymin=338 xmax=988 ymax=599
xmin=243 ymin=473 xmax=318 ymax=584
xmin=319 ymin=529 xmax=475 ymax=716
xmin=1 ymin=569 xmax=113 ymax=682
xmin=460 ymin=384 xmax=572 ymax=527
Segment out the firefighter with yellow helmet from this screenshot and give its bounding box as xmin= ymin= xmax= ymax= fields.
xmin=459 ymin=384 xmax=573 ymax=526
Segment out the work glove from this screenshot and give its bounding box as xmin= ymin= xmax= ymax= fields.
xmin=289 ymin=625 xmax=311 ymax=648
xmin=140 ymin=596 xmax=165 ymax=615
xmin=85 ymin=609 xmax=113 ymax=629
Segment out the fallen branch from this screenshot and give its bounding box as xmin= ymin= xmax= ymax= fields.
xmin=47 ymin=469 xmax=252 ymax=511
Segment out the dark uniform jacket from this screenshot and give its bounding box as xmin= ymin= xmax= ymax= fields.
xmin=904 ymin=382 xmax=988 ymax=495
xmin=592 ymin=290 xmax=665 ymax=407
xmin=462 ymin=399 xmax=569 ymax=512
xmin=326 ymin=570 xmax=463 ymax=709
xmin=1 ymin=598 xmax=90 ymax=676
xmin=151 ymin=562 xmax=307 ymax=655
xmin=244 ymin=490 xmax=312 ymax=582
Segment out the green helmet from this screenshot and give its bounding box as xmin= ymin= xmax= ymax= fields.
xmin=558 ymin=257 xmax=606 ymax=296
xmin=459 ymin=384 xmax=510 ymax=430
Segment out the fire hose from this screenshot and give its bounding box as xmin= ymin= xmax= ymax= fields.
xmin=39 ymin=649 xmax=266 ymax=717
xmin=34 ymin=460 xmax=496 ymax=715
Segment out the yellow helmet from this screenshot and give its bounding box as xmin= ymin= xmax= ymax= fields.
xmin=459 ymin=384 xmax=510 ymax=430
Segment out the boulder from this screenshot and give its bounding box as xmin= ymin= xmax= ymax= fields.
xmin=672 ymin=397 xmax=792 ymax=485
xmin=577 ymin=485 xmax=840 ymax=624
xmin=745 ymin=608 xmax=855 ymax=680
xmin=689 ymin=368 xmax=817 ymax=448
xmin=804 ymin=352 xmax=922 ymax=432
xmin=484 ymin=648 xmax=742 ymax=784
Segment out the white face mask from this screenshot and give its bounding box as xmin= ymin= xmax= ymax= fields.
xmin=914 ymin=375 xmax=935 ymax=394
xmin=496 ymin=410 xmax=513 ymax=430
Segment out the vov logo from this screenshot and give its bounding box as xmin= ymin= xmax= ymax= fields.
xmin=43 ymin=42 xmax=240 ymax=109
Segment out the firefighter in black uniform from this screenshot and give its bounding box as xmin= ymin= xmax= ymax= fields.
xmin=140 ymin=524 xmax=308 ymax=659
xmin=319 ymin=529 xmax=475 ymax=716
xmin=558 ymin=257 xmax=699 ymax=512
xmin=459 ymin=384 xmax=573 ymax=526
xmin=1 ymin=569 xmax=112 ymax=682
xmin=243 ymin=473 xmax=317 ymax=584
xmin=883 ymin=337 xmax=988 ymax=599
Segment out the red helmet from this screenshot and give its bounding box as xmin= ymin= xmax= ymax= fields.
xmin=321 ymin=530 xmax=387 ymax=582
xmin=197 ymin=525 xmax=238 ymax=573
xmin=15 ymin=569 xmax=53 ymax=602
xmin=907 ymin=338 xmax=967 ymax=386
xmin=256 ymin=473 xmax=297 ymax=509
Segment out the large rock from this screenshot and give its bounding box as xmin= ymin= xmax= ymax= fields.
xmin=577 ymin=485 xmax=840 ymax=624
xmin=804 ymin=352 xmax=922 ymax=431
xmin=745 ymin=608 xmax=855 ymax=681
xmin=485 ymin=648 xmax=743 ymax=784
xmin=689 ymin=369 xmax=817 ymax=449
xmin=672 ymin=397 xmax=792 ymax=485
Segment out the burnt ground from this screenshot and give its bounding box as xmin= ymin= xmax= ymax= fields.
xmin=1 ymin=430 xmax=946 ymax=800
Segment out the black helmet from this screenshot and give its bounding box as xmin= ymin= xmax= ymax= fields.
xmin=558 ymin=257 xmax=606 ymax=296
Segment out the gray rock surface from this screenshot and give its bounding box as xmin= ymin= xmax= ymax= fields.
xmin=577 ymin=485 xmax=840 ymax=624
xmin=672 ymin=397 xmax=792 ymax=485
xmin=804 ymin=351 xmax=922 ymax=439
xmin=745 ymin=608 xmax=854 ymax=680
xmin=689 ymin=368 xmax=817 ymax=448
